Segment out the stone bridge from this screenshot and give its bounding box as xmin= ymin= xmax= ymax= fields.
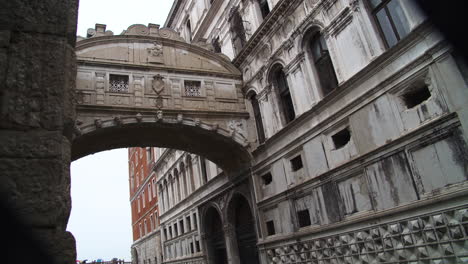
xmin=73 ymin=24 xmax=252 ymax=175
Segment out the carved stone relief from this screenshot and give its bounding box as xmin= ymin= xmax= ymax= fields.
xmin=147 ymin=42 xmax=164 ymax=64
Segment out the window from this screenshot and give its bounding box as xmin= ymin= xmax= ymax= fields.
xmin=184 ymin=80 xmax=201 ymax=97
xmin=257 ymin=0 xmax=270 ymax=18
xmin=332 ymin=127 xmax=351 ymax=149
xmin=109 ymin=74 xmax=129 ymax=93
xmin=148 ymin=184 xmax=152 ymax=201
xmin=368 ymin=0 xmax=411 ymax=48
xmin=297 ymin=209 xmax=312 ymax=227
xmin=193 ymin=213 xmax=198 ymax=229
xmin=190 ymin=242 xmax=194 ymax=254
xmin=138 ymin=196 xmax=141 ymax=213
xmin=266 ymin=220 xmax=276 ymax=236
xmin=195 ymin=240 xmax=200 ymax=252
xmin=144 ymin=219 xmax=148 ymax=235
xmin=200 ymin=158 xmax=208 ymax=183
xmin=290 ymin=155 xmax=303 ymax=172
xmin=186 ymin=19 xmax=192 ymax=42
xmin=261 ymin=173 xmax=273 ymax=186
xmin=212 ymin=36 xmax=222 ymax=53
xmin=142 ymin=191 xmax=146 ymax=208
xmin=229 ymin=6 xmax=247 ymax=55
xmin=186 ymin=216 xmax=192 ymax=231
xmin=250 ymin=92 xmax=266 ymax=143
xmin=174 ymin=224 xmax=178 ymax=237
xmin=401 ymin=84 xmax=431 ymax=109
xmin=139 ymin=224 xmax=143 ymax=238
xmin=271 ymin=65 xmax=295 ymax=123
xmin=147 ymin=147 xmax=152 ymax=163
xmin=309 ymin=33 xmax=338 ymax=96
xmin=179 ymin=219 xmax=185 ymax=234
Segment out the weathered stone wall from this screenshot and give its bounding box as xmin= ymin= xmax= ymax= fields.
xmin=0 ymin=0 xmax=78 ymax=263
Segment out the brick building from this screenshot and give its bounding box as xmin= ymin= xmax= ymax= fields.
xmin=129 ymin=147 xmax=162 ymax=264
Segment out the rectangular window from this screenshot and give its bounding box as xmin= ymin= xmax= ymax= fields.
xmin=184 ymin=80 xmax=201 ymax=96
xmin=229 ymin=6 xmax=247 ymax=55
xmin=142 ymin=191 xmax=146 ymax=208
xmin=266 ymin=220 xmax=276 ymax=236
xmin=297 ymin=209 xmax=312 ymax=228
xmin=186 ymin=216 xmax=192 ymax=231
xmin=331 ymin=127 xmax=351 ymax=149
xmin=193 ymin=213 xmax=198 ymax=229
xmin=174 ymin=224 xmax=178 ymax=237
xmin=261 ymin=173 xmax=273 ymax=186
xmin=148 ymin=185 xmax=152 ymax=202
xmin=369 ymin=0 xmax=411 ymax=48
xmin=290 ymin=155 xmax=303 ymax=172
xmin=401 ymin=84 xmax=431 ymax=109
xmin=109 ymin=74 xmax=129 ymax=93
xmin=180 ymin=219 xmax=185 ymax=234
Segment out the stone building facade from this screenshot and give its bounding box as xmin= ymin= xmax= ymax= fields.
xmin=159 ymin=0 xmax=468 ymax=263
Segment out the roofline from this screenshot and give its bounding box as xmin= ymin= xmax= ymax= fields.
xmin=164 ymin=0 xmax=184 ymax=28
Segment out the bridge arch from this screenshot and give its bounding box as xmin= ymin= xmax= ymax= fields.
xmin=73 ymin=24 xmax=253 ymax=177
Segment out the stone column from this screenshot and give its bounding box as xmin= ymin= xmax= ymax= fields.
xmin=0 ymin=0 xmax=78 ymax=263
xmin=223 ymin=224 xmax=240 ymax=264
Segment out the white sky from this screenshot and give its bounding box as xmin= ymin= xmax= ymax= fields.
xmin=68 ymin=0 xmax=174 ymax=261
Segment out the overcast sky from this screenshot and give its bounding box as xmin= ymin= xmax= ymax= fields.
xmin=67 ymin=0 xmax=174 ymax=261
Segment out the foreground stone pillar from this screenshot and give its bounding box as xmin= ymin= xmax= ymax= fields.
xmin=0 ymin=0 xmax=78 ymax=263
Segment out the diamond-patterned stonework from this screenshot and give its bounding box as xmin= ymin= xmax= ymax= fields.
xmin=263 ymin=206 xmax=468 ymax=263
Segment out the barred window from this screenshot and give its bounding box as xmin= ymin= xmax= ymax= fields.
xmin=184 ymin=80 xmax=201 ymax=97
xmin=109 ymin=74 xmax=129 ymax=93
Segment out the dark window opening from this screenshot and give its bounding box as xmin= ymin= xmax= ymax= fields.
xmin=179 ymin=220 xmax=185 ymax=234
xmin=401 ymin=85 xmax=431 ymax=109
xmin=163 ymin=229 xmax=167 ymax=240
xmin=290 ymin=155 xmax=303 ymax=172
xmin=229 ymin=7 xmax=247 ymax=55
xmin=193 ymin=213 xmax=198 ymax=229
xmin=195 ymin=240 xmax=200 ymax=252
xmin=250 ymin=93 xmax=266 ymax=143
xmin=297 ymin=209 xmax=312 ymax=227
xmin=332 ymin=127 xmax=351 ymax=149
xmin=174 ymin=225 xmax=178 ymax=237
xmin=261 ymin=173 xmax=273 ymax=186
xmin=201 ymin=158 xmax=208 ymax=183
xmin=272 ymin=67 xmax=295 ymax=123
xmin=186 ymin=216 xmax=192 ymax=231
xmin=368 ymin=0 xmax=410 ymax=48
xmin=258 ymin=0 xmax=270 ymax=18
xmin=310 ymin=33 xmax=338 ymax=96
xmin=190 ymin=242 xmax=194 ymax=254
xmin=266 ymin=220 xmax=276 ymax=236
xmin=168 ymin=226 xmax=172 ymax=238
xmin=212 ymin=36 xmax=222 ymax=53
xmin=186 ymin=19 xmax=192 ymax=42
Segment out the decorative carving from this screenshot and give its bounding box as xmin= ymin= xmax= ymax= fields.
xmin=151 ymin=74 xmax=165 ymax=94
xmin=147 ymin=42 xmax=164 ymax=64
xmin=228 ymin=120 xmax=245 ymax=137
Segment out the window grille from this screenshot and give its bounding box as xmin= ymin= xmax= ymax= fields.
xmin=184 ymin=81 xmax=201 ymax=97
xmin=109 ymin=74 xmax=129 ymax=93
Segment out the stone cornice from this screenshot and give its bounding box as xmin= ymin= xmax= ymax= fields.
xmin=232 ymin=0 xmax=299 ymax=67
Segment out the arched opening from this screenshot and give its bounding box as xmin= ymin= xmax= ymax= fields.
xmin=227 ymin=194 xmax=259 ymax=264
xmin=269 ymin=64 xmax=296 ymax=124
xmin=303 ymin=27 xmax=338 ymax=97
xmin=204 ymin=207 xmax=228 ymax=264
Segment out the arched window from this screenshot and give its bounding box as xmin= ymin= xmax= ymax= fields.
xmin=174 ymin=168 xmax=181 ymax=202
xmin=248 ymin=92 xmax=266 ymax=143
xmin=309 ymin=32 xmax=338 ymax=96
xmin=270 ymin=64 xmax=295 ymax=124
